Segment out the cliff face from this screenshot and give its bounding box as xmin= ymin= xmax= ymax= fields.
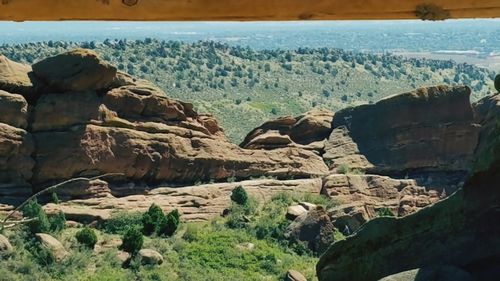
xmin=323 ymin=85 xmax=480 ymax=176
xmin=0 ymin=49 xmax=328 ymax=210
xmin=316 ymin=91 xmax=500 ymax=281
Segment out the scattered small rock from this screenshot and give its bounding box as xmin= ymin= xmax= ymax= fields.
xmin=286 ymin=205 xmax=308 ymax=220
xmin=285 ymin=269 xmax=307 ymax=281
xmin=299 ymin=202 xmax=317 ymax=211
xmin=116 ymin=250 xmax=130 ymax=263
xmin=65 ymin=220 xmax=82 ymax=228
xmin=235 ymin=242 xmax=255 ymax=251
xmin=138 ymin=249 xmax=163 ymax=265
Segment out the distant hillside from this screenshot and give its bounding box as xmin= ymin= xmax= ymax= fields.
xmin=1 ymin=39 xmax=495 ymax=143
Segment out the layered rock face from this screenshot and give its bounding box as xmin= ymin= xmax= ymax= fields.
xmin=323 ymin=85 xmax=480 ymax=176
xmin=0 ymin=49 xmax=328 ymax=214
xmin=316 ymin=92 xmax=500 ymax=281
xmin=44 ymin=178 xmax=322 ymax=222
xmin=322 ymin=174 xmax=443 ymax=232
xmin=0 ymin=89 xmax=34 ymax=207
xmin=240 ymin=109 xmax=334 ymax=153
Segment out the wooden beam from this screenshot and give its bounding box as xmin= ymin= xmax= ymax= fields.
xmin=0 ymin=0 xmax=498 ymax=21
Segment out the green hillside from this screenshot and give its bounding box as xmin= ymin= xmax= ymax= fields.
xmin=1 ymin=40 xmax=495 ymax=143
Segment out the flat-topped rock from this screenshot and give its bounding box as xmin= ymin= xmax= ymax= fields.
xmin=0 ymin=55 xmax=36 ymax=99
xmin=32 ymin=49 xmax=117 ymax=92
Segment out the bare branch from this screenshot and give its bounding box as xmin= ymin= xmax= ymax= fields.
xmin=0 ymin=173 xmax=123 ymax=231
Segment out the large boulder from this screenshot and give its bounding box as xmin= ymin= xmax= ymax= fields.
xmin=323 ymin=86 xmax=480 ymax=175
xmin=138 ymin=249 xmax=163 ymax=265
xmin=32 ymin=49 xmax=117 ymax=92
xmin=286 ymin=207 xmax=334 ymax=254
xmin=0 ymin=234 xmax=13 ymax=254
xmin=241 ymin=109 xmax=334 ymax=152
xmin=35 ymin=233 xmax=68 ymax=262
xmin=0 ymin=55 xmax=37 ymax=99
xmin=0 ymin=90 xmax=28 ymax=128
xmin=316 ymin=94 xmax=500 ymax=281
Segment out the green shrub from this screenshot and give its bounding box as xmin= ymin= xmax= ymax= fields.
xmin=76 ymin=227 xmax=98 ymax=249
xmin=230 ymin=186 xmax=248 ymax=205
xmin=30 ymin=240 xmax=56 ymax=266
xmin=49 ymin=211 xmax=66 ymax=233
xmin=22 ymin=199 xmax=50 ymax=234
xmin=51 ymin=192 xmax=60 ymax=204
xmin=158 ymin=209 xmax=180 ymax=237
xmin=100 ymin=212 xmax=142 ymax=235
xmin=377 ymin=207 xmax=395 ymax=217
xmin=142 ymin=204 xmax=164 ymax=236
xmin=120 ymin=227 xmax=144 ymax=254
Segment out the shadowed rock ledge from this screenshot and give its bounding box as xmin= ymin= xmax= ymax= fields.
xmin=316 ymin=92 xmax=500 ymax=281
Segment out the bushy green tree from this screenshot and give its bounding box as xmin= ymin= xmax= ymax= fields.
xmin=142 ymin=204 xmax=164 ymax=236
xmin=230 ymin=186 xmax=248 ymax=205
xmin=22 ymin=199 xmax=50 ymax=234
xmin=121 ymin=227 xmax=144 ymax=254
xmin=158 ymin=209 xmax=180 ymax=237
xmin=495 ymin=74 xmax=500 ymax=92
xmin=76 ymin=227 xmax=98 ymax=249
xmin=49 ymin=211 xmax=66 ymax=233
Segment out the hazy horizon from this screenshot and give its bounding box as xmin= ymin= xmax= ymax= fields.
xmin=0 ymin=20 xmax=499 ymax=53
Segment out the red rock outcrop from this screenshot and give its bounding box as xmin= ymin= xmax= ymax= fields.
xmin=0 ymin=49 xmax=328 ymax=199
xmin=0 ymin=55 xmax=38 ymax=100
xmin=44 ymin=178 xmax=323 ymax=222
xmin=31 ymin=49 xmax=117 ymax=93
xmin=317 ymin=89 xmax=500 ymax=281
xmin=321 ymin=174 xmax=443 ymax=232
xmin=323 ymin=86 xmax=480 ymax=175
xmin=240 ymin=109 xmax=334 ymax=152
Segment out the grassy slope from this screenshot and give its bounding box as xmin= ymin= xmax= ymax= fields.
xmin=0 ymin=40 xmax=495 ymax=143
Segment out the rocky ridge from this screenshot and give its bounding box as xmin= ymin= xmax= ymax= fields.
xmin=0 ymin=49 xmax=328 ymax=216
xmin=316 ymin=88 xmax=500 ymax=280
xmin=0 ymin=49 xmax=492 ymax=237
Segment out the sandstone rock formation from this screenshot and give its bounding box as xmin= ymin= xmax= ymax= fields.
xmin=323 ymin=86 xmax=480 ymax=177
xmin=32 ymin=49 xmax=117 ymax=92
xmin=44 ymin=178 xmax=322 ymax=222
xmin=316 ymin=90 xmax=500 ymax=281
xmin=241 ymin=109 xmax=334 ymax=153
xmin=0 ymin=49 xmax=327 ymax=209
xmin=322 ymin=174 xmax=444 ymax=232
xmin=0 ymin=55 xmax=37 ymax=99
xmin=285 ymin=207 xmax=334 ymax=254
